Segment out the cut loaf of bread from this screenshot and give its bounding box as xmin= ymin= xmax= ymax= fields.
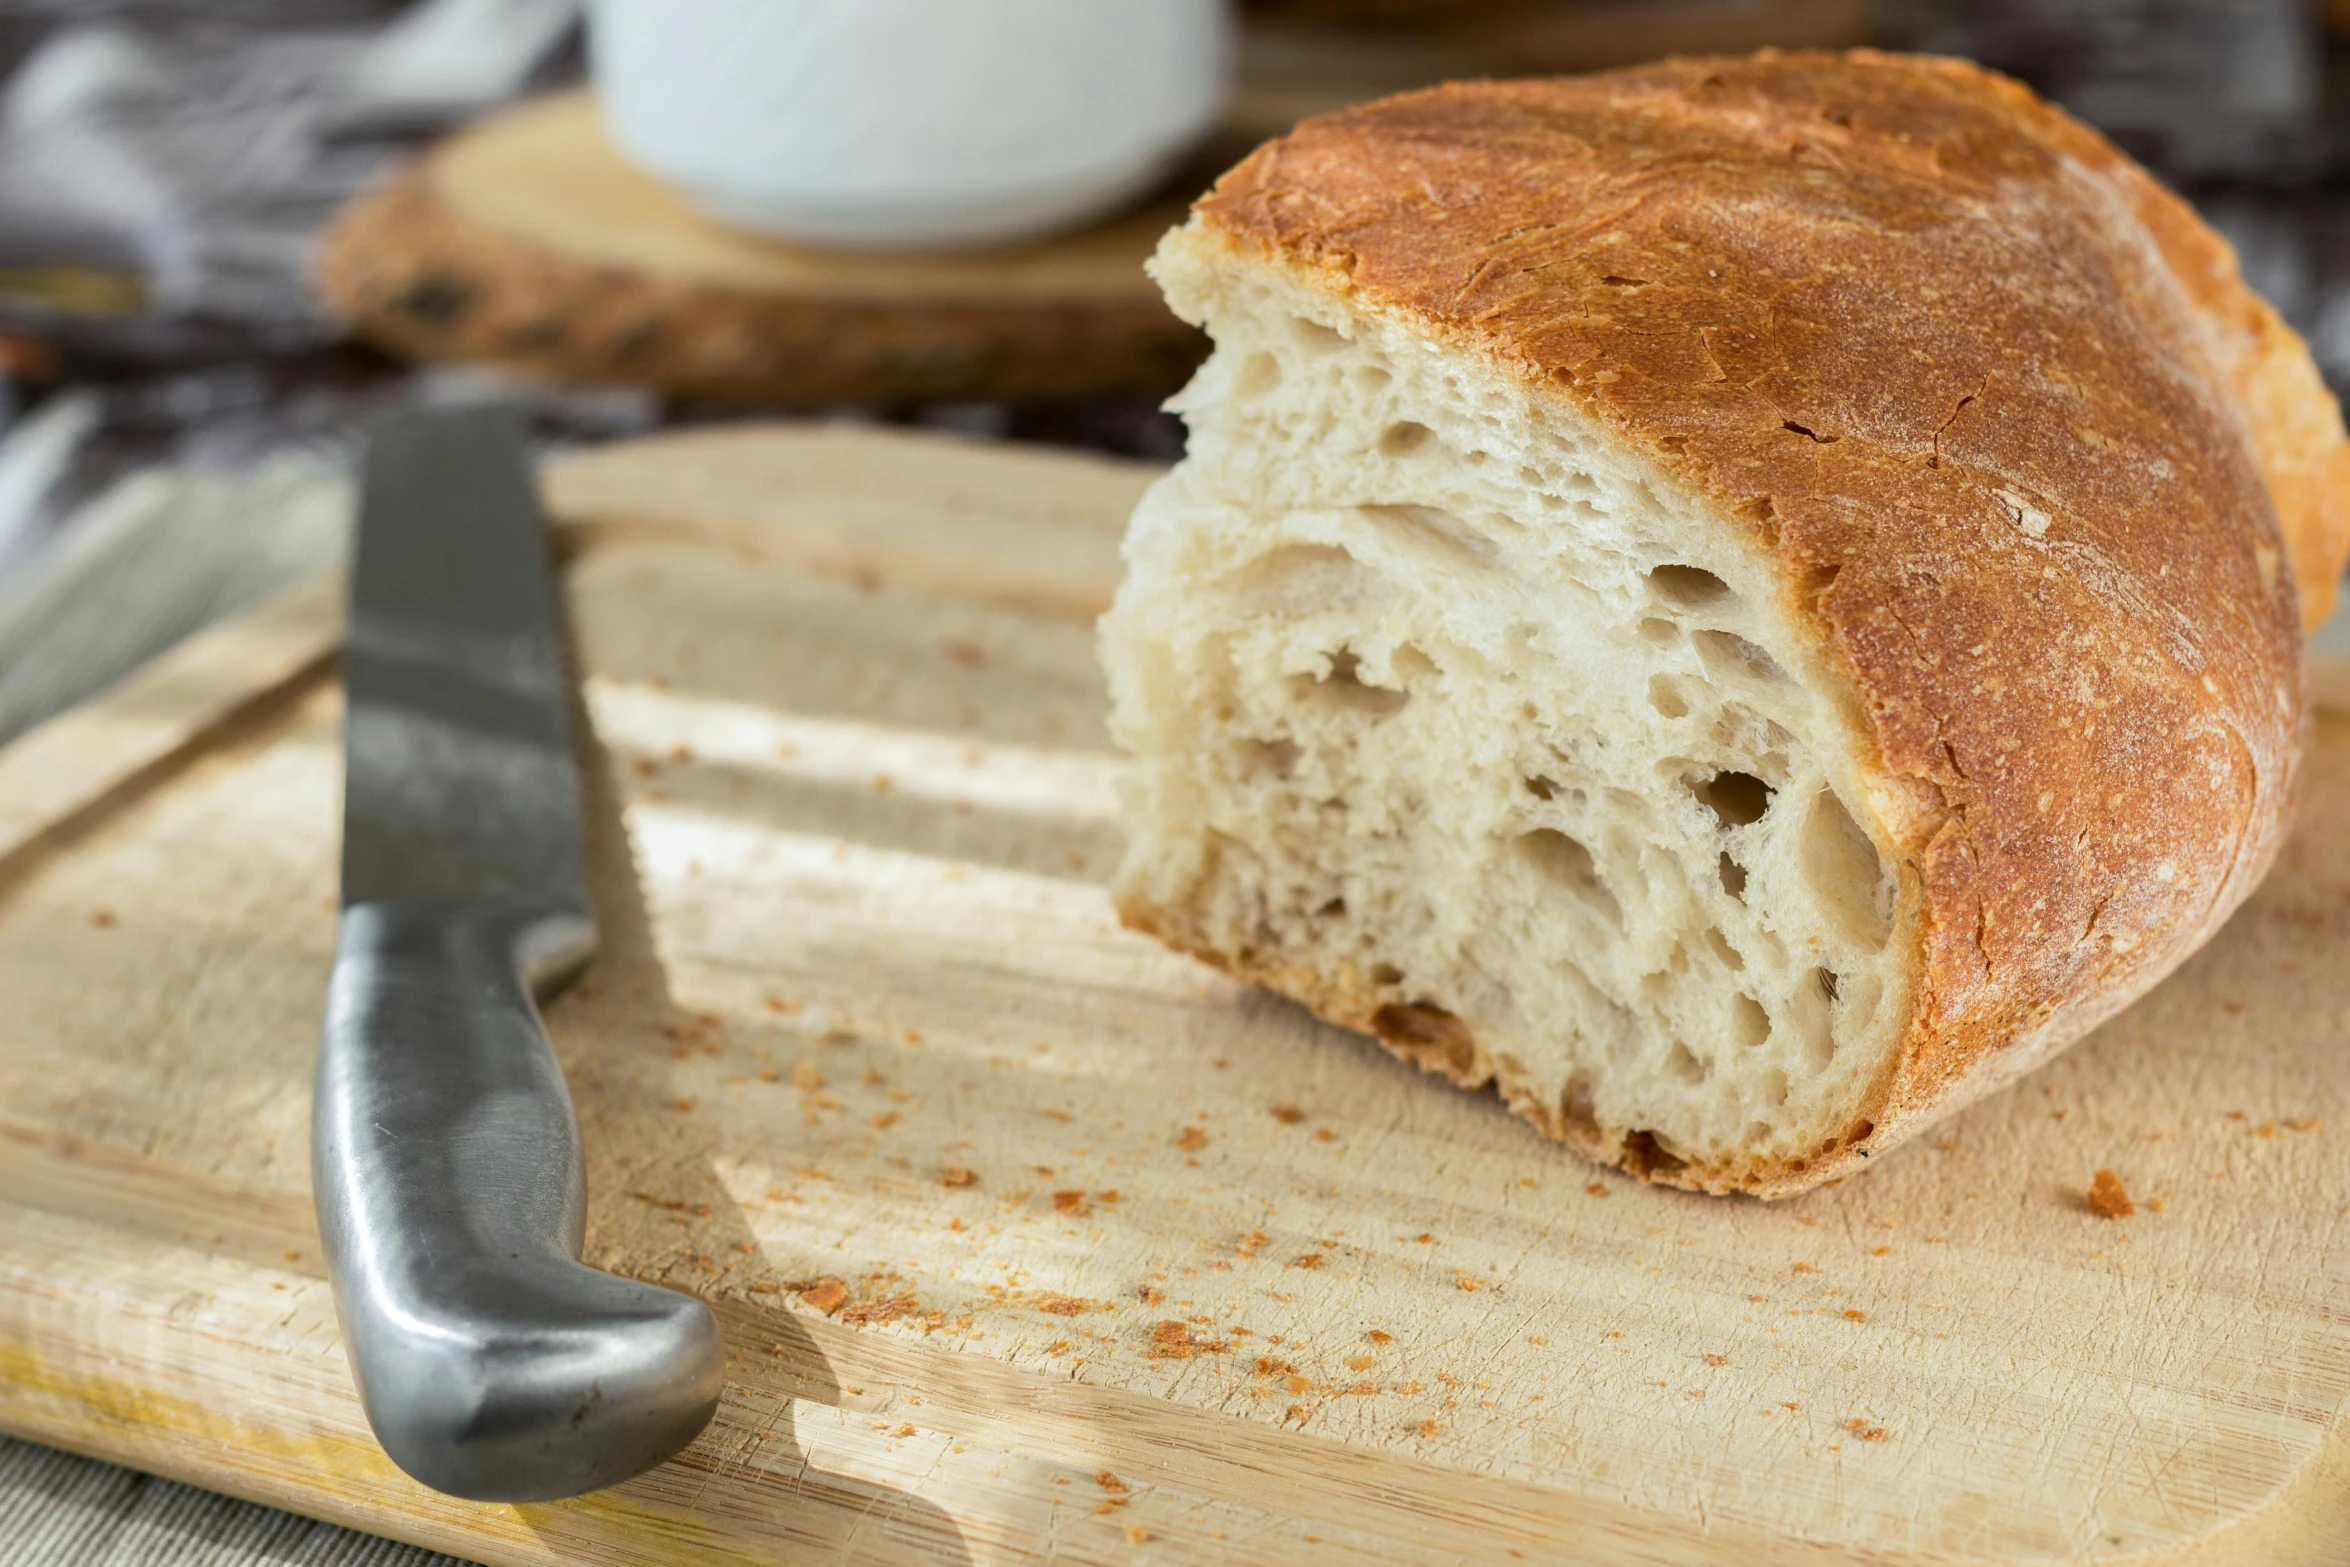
xmin=1101 ymin=51 xmax=2350 ymax=1195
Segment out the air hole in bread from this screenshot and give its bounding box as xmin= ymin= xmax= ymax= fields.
xmin=1378 ymin=420 xmax=1435 ymax=457
xmin=1703 ymin=926 xmax=1744 ymax=971
xmin=1358 ymin=365 xmax=1392 ymax=391
xmin=1621 ymin=1129 xmax=1686 ymax=1177
xmin=1293 ymin=317 xmax=1348 ymax=354
xmin=1560 ymin=1076 xmax=1599 ymax=1141
xmin=1639 ymin=617 xmax=1680 ymax=647
xmin=1666 ymin=1041 xmax=1707 ymax=1083
xmin=1814 ymin=967 xmax=1840 ymax=1002
xmin=1291 ymin=648 xmax=1408 ymax=716
xmin=1370 ymin=961 xmax=1404 ymax=985
xmin=1238 ymin=737 xmax=1299 ymax=777
xmin=1358 ymin=503 xmax=1496 ymax=568
xmin=1694 ymin=629 xmax=1787 ymax=684
xmin=1234 ymin=352 xmax=1282 ymax=400
xmin=1731 ymin=992 xmax=1771 ymax=1046
xmin=1392 ymin=644 xmax=1438 ymax=683
xmin=1692 ymin=769 xmax=1773 ymax=829
xmin=1372 ymin=1001 xmax=1475 ymax=1077
xmin=1801 ymin=790 xmax=1891 ymax=948
xmin=1647 ymin=675 xmax=1690 ymax=718
xmin=1646 ymin=564 xmax=1732 ymax=607
xmin=1786 ymin=966 xmax=1837 ymax=1069
xmin=1718 ymin=853 xmax=1748 ymax=900
xmin=1232 ymin=544 xmax=1375 ymax=611
xmin=1843 ymin=973 xmax=1882 ymax=1028
xmin=1519 ymin=829 xmax=1623 ymax=929
xmin=1525 ymin=775 xmax=1558 ymax=800
xmin=1316 ymin=896 xmax=1346 ymax=917
xmin=1763 ymin=1068 xmax=1790 ymax=1108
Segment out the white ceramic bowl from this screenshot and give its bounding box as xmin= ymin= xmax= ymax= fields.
xmin=588 ymin=0 xmax=1231 ymax=250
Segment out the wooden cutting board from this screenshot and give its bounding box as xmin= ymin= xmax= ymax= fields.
xmin=0 ymin=425 xmax=2345 ymax=1567
xmin=316 ymin=93 xmax=1211 ymax=408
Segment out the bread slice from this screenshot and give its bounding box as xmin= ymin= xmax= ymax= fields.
xmin=1101 ymin=51 xmax=2350 ymax=1196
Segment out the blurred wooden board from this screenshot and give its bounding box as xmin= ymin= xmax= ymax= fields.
xmin=316 ymin=94 xmax=1211 ymax=407
xmin=0 ymin=424 xmax=2345 ymax=1566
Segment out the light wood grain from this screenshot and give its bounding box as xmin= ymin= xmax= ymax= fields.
xmin=314 ymin=96 xmax=1210 ymax=406
xmin=0 ymin=573 xmax=339 ymax=867
xmin=433 ymin=96 xmax=1182 ymax=308
xmin=0 ymin=425 xmax=2343 ymax=1565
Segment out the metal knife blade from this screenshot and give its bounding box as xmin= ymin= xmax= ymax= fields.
xmin=340 ymin=405 xmax=589 ymax=916
xmin=314 ymin=406 xmax=721 ymax=1504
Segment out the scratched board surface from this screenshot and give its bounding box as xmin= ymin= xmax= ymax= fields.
xmin=0 ymin=425 xmax=2343 ymax=1567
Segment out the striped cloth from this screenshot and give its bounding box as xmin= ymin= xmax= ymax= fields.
xmin=0 ymin=1439 xmax=468 ymax=1567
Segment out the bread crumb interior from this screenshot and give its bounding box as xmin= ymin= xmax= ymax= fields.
xmin=1104 ymin=231 xmax=1915 ymax=1173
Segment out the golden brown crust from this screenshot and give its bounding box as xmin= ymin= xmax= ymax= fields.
xmin=1885 ymin=60 xmax=2350 ymax=631
xmin=1172 ymin=50 xmax=2328 ymax=1192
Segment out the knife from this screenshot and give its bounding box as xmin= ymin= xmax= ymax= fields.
xmin=312 ymin=406 xmax=723 ymax=1502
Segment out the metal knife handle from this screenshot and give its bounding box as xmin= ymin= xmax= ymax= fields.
xmin=313 ymin=897 xmax=723 ymax=1502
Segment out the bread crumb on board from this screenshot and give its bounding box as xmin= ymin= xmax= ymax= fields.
xmin=793 ymin=1277 xmax=847 ymax=1314
xmin=2086 ymin=1168 xmax=2135 ymax=1219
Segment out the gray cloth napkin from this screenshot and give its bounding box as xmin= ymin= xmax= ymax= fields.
xmin=0 ymin=0 xmax=578 ymax=355
xmin=0 ymin=447 xmax=348 ymax=746
xmin=0 ymin=1438 xmax=468 ymax=1567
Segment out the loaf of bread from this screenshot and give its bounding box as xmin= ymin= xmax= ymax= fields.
xmin=1100 ymin=51 xmax=2350 ymax=1196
